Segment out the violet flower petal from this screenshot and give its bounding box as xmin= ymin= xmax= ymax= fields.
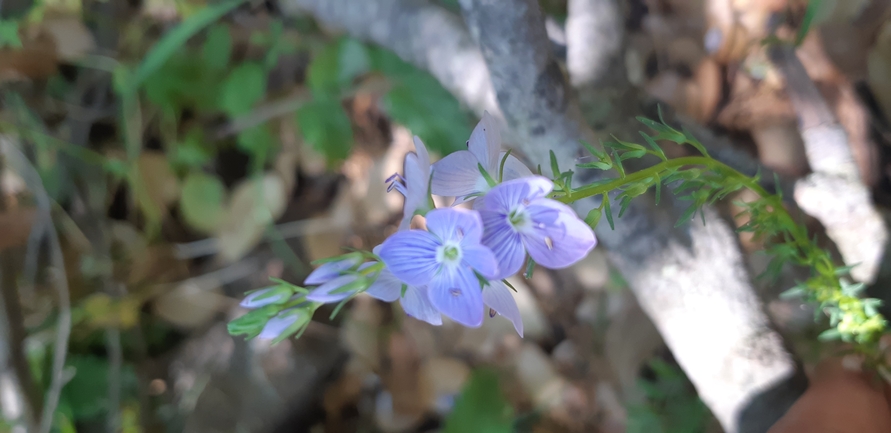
xmin=467 ymin=112 xmax=501 ymax=173
xmin=499 ymin=152 xmax=534 ymax=182
xmin=430 ymin=150 xmax=487 ymax=198
xmin=399 ymin=136 xmax=432 ymax=230
xmin=480 ymin=176 xmax=553 ymax=213
xmin=364 ymin=266 xmax=402 ymax=302
xmin=378 ymin=230 xmax=441 ymax=286
xmin=425 ymin=207 xmax=484 ymax=243
xmin=522 ymin=199 xmax=597 ymax=269
xmin=401 ymin=286 xmax=442 ymax=325
xmin=479 ymin=212 xmax=527 ymax=278
xmin=460 ymin=244 xmax=499 ymax=280
xmin=427 ymin=265 xmax=485 ymax=327
xmin=483 ymin=280 xmax=524 ymax=337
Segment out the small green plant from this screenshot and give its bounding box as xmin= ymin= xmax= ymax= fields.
xmin=548 ymin=110 xmax=887 ymax=368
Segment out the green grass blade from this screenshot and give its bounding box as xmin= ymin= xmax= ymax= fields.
xmin=795 ymin=0 xmax=824 ymax=46
xmin=129 ymin=0 xmax=247 ymax=92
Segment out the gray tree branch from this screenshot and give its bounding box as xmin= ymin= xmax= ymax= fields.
xmin=565 ymin=0 xmax=624 ymax=89
xmin=279 ymin=0 xmax=804 ymax=431
xmin=768 ymin=44 xmax=888 ymax=284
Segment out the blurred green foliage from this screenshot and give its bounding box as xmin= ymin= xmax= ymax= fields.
xmin=443 ymin=368 xmax=514 ymax=433
xmin=626 ymin=359 xmax=710 ymax=433
xmin=58 ymin=355 xmax=138 ymax=423
xmin=0 ymin=19 xmax=22 ymax=48
xmin=370 ymin=47 xmax=470 ymax=155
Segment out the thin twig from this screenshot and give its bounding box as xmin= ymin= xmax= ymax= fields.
xmin=213 ymin=90 xmax=310 ymax=140
xmin=0 ymin=227 xmax=39 ymax=432
xmin=174 ymin=216 xmax=345 ymax=259
xmin=0 ymin=137 xmax=72 ymax=433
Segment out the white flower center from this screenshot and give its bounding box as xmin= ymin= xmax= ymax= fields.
xmin=474 ymin=174 xmax=493 ymax=193
xmin=507 ymin=206 xmax=532 ymax=232
xmin=436 ymin=241 xmax=463 ymax=266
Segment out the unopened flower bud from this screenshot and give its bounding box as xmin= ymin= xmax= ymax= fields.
xmin=240 ymin=285 xmax=293 ymax=308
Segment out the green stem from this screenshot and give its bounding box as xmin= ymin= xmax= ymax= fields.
xmin=556 ymin=157 xmax=711 ymax=203
xmin=562 ymin=155 xmax=886 ymax=352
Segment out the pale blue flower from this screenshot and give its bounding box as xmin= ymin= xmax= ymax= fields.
xmin=431 ymin=112 xmax=532 ymax=205
xmin=387 ymin=136 xmax=432 ymax=230
xmin=378 ymin=208 xmax=498 ymax=327
xmin=479 ymin=176 xmax=597 ymax=279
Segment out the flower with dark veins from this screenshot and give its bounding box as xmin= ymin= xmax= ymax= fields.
xmin=378 ymin=208 xmax=498 ymax=327
xmin=479 ymin=176 xmax=597 ymax=279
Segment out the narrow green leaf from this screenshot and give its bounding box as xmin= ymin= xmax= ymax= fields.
xmin=549 ymin=150 xmax=560 ymax=178
xmin=603 ymin=194 xmax=615 ymax=230
xmin=864 ymin=299 xmax=882 ymax=317
xmin=656 ymin=104 xmax=668 ymax=125
xmin=654 ymin=173 xmax=662 ymax=205
xmin=817 ymin=328 xmax=842 ymax=342
xmin=639 ymin=131 xmax=667 ymax=161
xmin=779 ymin=285 xmax=806 ymax=300
xmin=502 ymin=279 xmax=517 ymax=292
xmin=841 ymin=282 xmax=866 ymax=297
xmin=524 ymin=258 xmax=535 ymax=279
xmin=478 ymin=163 xmax=497 ymax=188
xmin=834 ymin=264 xmax=858 ymax=276
xmin=578 ymin=161 xmax=613 ymax=170
xmin=498 ymin=149 xmax=512 ymax=182
xmin=795 ymin=0 xmax=826 ymax=46
xmin=618 ymin=195 xmax=632 ymax=218
xmin=681 ymin=126 xmax=710 ymax=157
xmin=611 ymin=149 xmax=625 ymax=178
xmin=636 ymin=116 xmax=672 ymax=134
xmin=130 ymin=0 xmax=248 ymax=91
xmin=675 ymin=204 xmax=697 ymax=227
xmin=581 ymin=140 xmax=606 ymax=159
